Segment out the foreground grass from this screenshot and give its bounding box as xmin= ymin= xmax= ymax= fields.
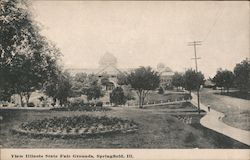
xmin=199 ymin=88 xmax=250 ymax=131
xmin=0 ymin=103 xmax=249 ymax=148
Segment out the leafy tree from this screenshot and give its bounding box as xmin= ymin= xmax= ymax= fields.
xmin=234 ymin=59 xmax=250 ymax=93
xmin=71 ymin=73 xmax=102 ymax=100
xmin=158 ymin=87 xmax=164 ymax=94
xmin=71 ymin=73 xmax=88 ymax=97
xmin=74 ymin=73 xmax=87 ymax=83
xmin=82 ymin=74 xmax=104 ymax=101
xmin=122 ymin=85 xmax=135 ymax=100
xmin=0 ymin=86 xmax=14 ymax=102
xmin=127 ymin=67 xmax=160 ymax=108
xmin=44 ymin=71 xmax=73 ymax=106
xmin=212 ymin=69 xmax=234 ymax=93
xmin=55 ymin=72 xmax=73 ymax=105
xmin=117 ymin=72 xmax=128 ymax=85
xmin=183 ymin=69 xmax=205 ymax=94
xmin=0 ymin=72 xmax=15 ymax=102
xmin=171 ymin=72 xmax=184 ymax=90
xmin=101 ymin=77 xmax=109 ymax=86
xmin=0 ymin=0 xmax=60 ymax=106
xmin=86 ymin=74 xmax=99 ymax=85
xmin=110 ymin=87 xmax=127 ymax=106
xmin=85 ymin=84 xmax=103 ymax=101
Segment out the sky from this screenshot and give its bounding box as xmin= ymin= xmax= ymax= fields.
xmin=32 ymin=1 xmax=249 ymax=78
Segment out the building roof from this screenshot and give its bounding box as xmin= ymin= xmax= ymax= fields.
xmin=96 ymin=65 xmax=123 ymax=76
xmin=98 ymin=52 xmax=117 ymax=67
xmin=204 ymin=80 xmax=215 ymax=86
xmin=66 ymin=68 xmax=99 ymax=75
xmin=157 ymin=66 xmax=174 ymax=76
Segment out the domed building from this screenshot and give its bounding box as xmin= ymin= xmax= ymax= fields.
xmin=67 ymin=57 xmax=174 ymax=93
xmin=156 ymin=63 xmax=174 ymax=89
xmin=97 ymin=52 xmax=122 ymax=77
xmin=66 ymin=57 xmax=174 ymax=105
xmin=66 ymin=52 xmax=125 ymax=105
xmin=98 ymin=52 xmax=117 ymax=68
xmin=96 ymin=52 xmax=123 ymax=90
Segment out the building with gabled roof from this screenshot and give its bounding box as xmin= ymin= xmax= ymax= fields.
xmin=67 ymin=54 xmax=174 ymax=90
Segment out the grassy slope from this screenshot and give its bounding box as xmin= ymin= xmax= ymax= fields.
xmin=216 ymin=91 xmax=250 ymax=100
xmin=0 ymin=104 xmax=248 ymax=148
xmin=199 ymin=88 xmax=250 ymax=131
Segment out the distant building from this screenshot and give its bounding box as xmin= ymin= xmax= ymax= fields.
xmin=156 ymin=63 xmax=174 ymax=89
xmin=67 ymin=54 xmax=174 ymax=90
xmin=67 ymin=52 xmax=124 ymax=91
xmin=204 ymin=79 xmax=216 ymax=88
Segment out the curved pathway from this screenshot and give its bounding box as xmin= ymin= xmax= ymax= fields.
xmin=191 ymin=93 xmax=250 ymax=146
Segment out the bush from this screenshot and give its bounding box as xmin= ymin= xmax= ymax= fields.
xmin=90 ymin=102 xmax=95 ymax=107
xmin=110 ymin=87 xmax=127 ymax=106
xmin=84 ymin=102 xmax=90 ymax=106
xmin=27 ymin=102 xmax=35 ymax=107
xmin=96 ymin=101 xmax=103 ymax=107
xmin=68 ymin=98 xmax=84 ymax=107
xmin=158 ymin=87 xmax=164 ymax=94
xmin=38 ymin=96 xmax=45 ymax=101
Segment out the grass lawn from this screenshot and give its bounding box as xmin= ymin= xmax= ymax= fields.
xmin=214 ymin=90 xmax=250 ymax=100
xmin=199 ymin=88 xmax=250 ymax=131
xmin=144 ymin=91 xmax=189 ymax=104
xmin=0 ymin=102 xmax=248 ymax=148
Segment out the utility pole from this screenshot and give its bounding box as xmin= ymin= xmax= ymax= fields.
xmin=188 ymin=41 xmax=202 ymax=114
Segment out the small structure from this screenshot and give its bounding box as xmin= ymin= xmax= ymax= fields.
xmin=204 ymin=79 xmax=216 ymax=88
xmin=156 ymin=63 xmax=174 ymax=89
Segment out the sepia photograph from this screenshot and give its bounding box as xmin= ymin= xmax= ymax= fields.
xmin=0 ymin=0 xmax=249 ymax=159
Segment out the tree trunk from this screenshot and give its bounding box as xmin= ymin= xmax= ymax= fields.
xmin=19 ymin=93 xmax=24 ymax=107
xmin=142 ymin=96 xmax=145 ymax=108
xmin=24 ymin=92 xmax=31 ymax=106
xmin=52 ymin=98 xmax=56 ymax=107
xmin=59 ymin=99 xmax=63 ymax=107
xmin=138 ymin=91 xmax=143 ymax=108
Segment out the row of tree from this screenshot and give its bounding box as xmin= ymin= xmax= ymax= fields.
xmin=72 ymin=67 xmax=159 ymax=108
xmin=42 ymin=66 xmax=160 ymax=108
xmin=212 ymin=59 xmax=250 ymax=93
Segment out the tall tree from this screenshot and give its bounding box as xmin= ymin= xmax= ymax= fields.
xmin=234 ymin=59 xmax=250 ymax=93
xmin=74 ymin=73 xmax=87 ymax=83
xmin=117 ymin=72 xmax=128 ymax=85
xmin=171 ymin=72 xmax=184 ymax=90
xmin=183 ymin=69 xmax=205 ymax=94
xmin=85 ymin=84 xmax=103 ymax=102
xmin=44 ymin=71 xmax=73 ymax=106
xmin=213 ymin=69 xmax=234 ymax=93
xmin=71 ymin=72 xmax=87 ymax=97
xmin=127 ymin=67 xmax=160 ymax=108
xmin=0 ymin=0 xmax=60 ymax=106
xmin=81 ymin=74 xmax=103 ymax=101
